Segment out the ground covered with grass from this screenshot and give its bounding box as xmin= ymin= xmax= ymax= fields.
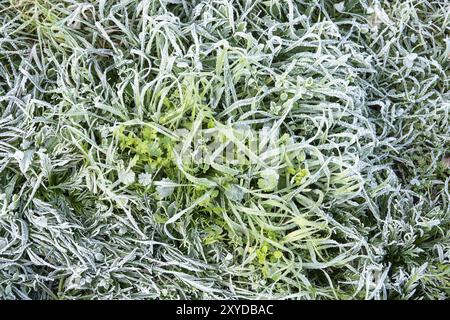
xmin=0 ymin=0 xmax=449 ymax=299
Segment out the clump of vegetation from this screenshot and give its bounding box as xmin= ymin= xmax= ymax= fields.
xmin=0 ymin=0 xmax=448 ymax=300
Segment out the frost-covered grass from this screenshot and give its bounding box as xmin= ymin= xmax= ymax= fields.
xmin=0 ymin=0 xmax=448 ymax=300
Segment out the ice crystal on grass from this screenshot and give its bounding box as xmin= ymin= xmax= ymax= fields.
xmin=118 ymin=169 xmax=135 ymax=186
xmin=0 ymin=0 xmax=448 ymax=300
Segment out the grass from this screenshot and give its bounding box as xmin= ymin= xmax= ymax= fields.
xmin=0 ymin=0 xmax=448 ymax=300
